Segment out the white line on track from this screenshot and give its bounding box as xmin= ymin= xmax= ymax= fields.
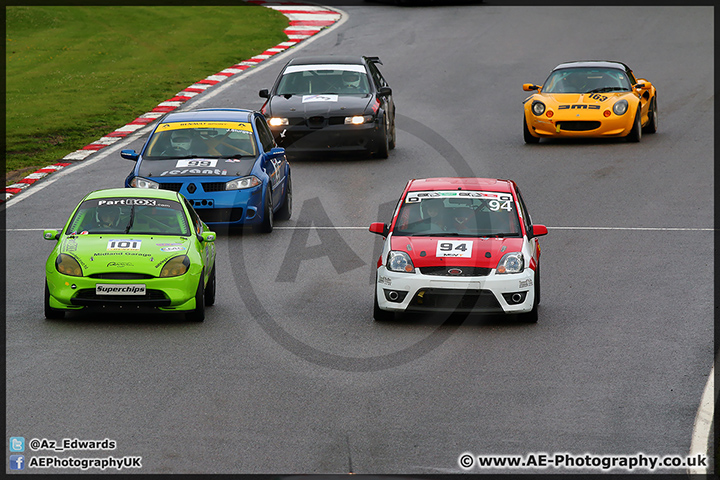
xmin=5 ymin=226 xmax=713 ymax=232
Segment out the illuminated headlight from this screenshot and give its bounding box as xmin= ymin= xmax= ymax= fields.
xmin=531 ymin=101 xmax=546 ymax=116
xmin=160 ymin=255 xmax=190 ymax=277
xmin=268 ymin=117 xmax=288 ymax=127
xmin=496 ymin=252 xmax=524 ymax=274
xmin=130 ymin=177 xmax=159 ymax=189
xmin=56 ymin=253 xmax=83 ymax=277
xmin=225 ymin=176 xmax=261 ymax=190
xmin=613 ymin=99 xmax=628 ymax=116
xmin=387 ymin=251 xmax=415 ymax=273
xmin=344 ymin=115 xmax=374 ymax=125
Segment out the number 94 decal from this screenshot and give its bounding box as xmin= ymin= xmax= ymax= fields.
xmin=436 ymin=240 xmax=473 ymax=258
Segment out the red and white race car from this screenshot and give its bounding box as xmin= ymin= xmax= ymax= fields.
xmin=369 ymin=177 xmax=548 ymax=322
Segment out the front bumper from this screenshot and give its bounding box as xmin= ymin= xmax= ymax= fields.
xmin=148 ymin=180 xmax=265 ymax=227
xmin=46 ymin=270 xmax=201 ymax=312
xmin=375 ymin=265 xmax=536 ymax=315
xmin=269 ymin=122 xmax=382 ymax=152
xmin=526 ymin=110 xmax=633 ymax=138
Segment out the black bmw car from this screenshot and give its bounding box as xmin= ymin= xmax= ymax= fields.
xmin=259 ymin=55 xmax=396 ymax=158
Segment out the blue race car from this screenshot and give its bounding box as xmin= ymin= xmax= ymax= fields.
xmin=122 ymin=108 xmax=291 ymax=232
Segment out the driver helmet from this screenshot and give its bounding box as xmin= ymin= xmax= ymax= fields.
xmin=422 ymin=198 xmax=444 ymax=217
xmin=170 ymin=130 xmax=193 ymax=151
xmin=96 ymin=205 xmax=121 ymax=227
xmin=342 ymin=70 xmax=361 ymax=88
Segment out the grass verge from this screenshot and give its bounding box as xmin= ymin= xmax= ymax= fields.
xmin=6 ymin=5 xmax=289 ymax=183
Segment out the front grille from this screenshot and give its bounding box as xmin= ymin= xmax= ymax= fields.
xmin=202 ymin=182 xmax=226 ymax=192
xmin=196 ymin=207 xmax=243 ymax=223
xmin=307 ymin=116 xmax=326 ymax=128
xmin=159 ymin=183 xmax=183 ymax=192
xmin=558 ymin=121 xmax=601 ymax=131
xmin=409 ymin=288 xmax=501 ymax=311
xmin=89 ymin=273 xmax=155 ymax=280
xmin=419 ymin=266 xmax=492 ymax=277
xmin=71 ymin=288 xmax=170 ymax=307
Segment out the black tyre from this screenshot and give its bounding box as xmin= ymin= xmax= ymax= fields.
xmin=257 ymin=187 xmax=274 ymax=233
xmin=204 ymin=264 xmax=216 ymax=307
xmin=44 ymin=280 xmax=65 ymax=320
xmin=388 ymin=115 xmax=396 ymax=150
xmin=373 ymin=115 xmax=390 ymax=159
xmin=627 ymin=108 xmax=642 ymax=142
xmin=643 ymin=96 xmax=658 ymax=134
xmin=523 ymin=116 xmax=540 ymax=144
xmin=186 ymin=273 xmax=205 ymax=322
xmin=373 ymin=289 xmax=394 ymax=322
xmin=276 ymin=175 xmax=292 ymax=221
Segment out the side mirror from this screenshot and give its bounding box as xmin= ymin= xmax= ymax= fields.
xmin=523 ymin=83 xmax=540 ymax=92
xmin=530 ymin=224 xmax=548 ymax=237
xmin=378 ymin=86 xmax=392 ymax=96
xmin=369 ymin=222 xmax=389 ymax=237
xmin=267 ymin=147 xmax=286 ymax=159
xmin=43 ymin=229 xmax=60 ymax=241
xmin=121 ymin=149 xmax=139 ymax=161
xmin=634 ymin=81 xmax=650 ymax=90
xmin=200 ymin=231 xmax=216 ymax=243
xmin=259 ymin=89 xmax=270 ymax=98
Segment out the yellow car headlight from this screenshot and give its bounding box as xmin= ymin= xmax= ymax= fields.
xmin=160 ymin=255 xmax=190 ymax=277
xmin=56 ymin=253 xmax=83 ymax=277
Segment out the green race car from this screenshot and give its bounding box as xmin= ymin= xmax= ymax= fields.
xmin=43 ymin=188 xmax=217 ymax=322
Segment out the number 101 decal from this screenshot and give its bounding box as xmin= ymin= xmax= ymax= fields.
xmin=436 ymin=240 xmax=473 ymax=258
xmin=107 ymin=239 xmax=142 ymax=251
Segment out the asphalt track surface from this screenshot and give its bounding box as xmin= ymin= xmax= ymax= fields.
xmin=5 ymin=4 xmax=714 ymax=475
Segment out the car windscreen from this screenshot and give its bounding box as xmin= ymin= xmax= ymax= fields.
xmin=66 ymin=197 xmax=191 ymax=236
xmin=542 ymin=67 xmax=633 ymax=94
xmin=276 ymin=64 xmax=371 ymax=95
xmin=393 ymin=191 xmax=523 ymax=238
xmin=143 ymin=121 xmax=257 ymax=159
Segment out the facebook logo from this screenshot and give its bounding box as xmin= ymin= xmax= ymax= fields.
xmin=9 ymin=455 xmax=25 ymax=470
xmin=9 ymin=437 xmax=25 ymax=452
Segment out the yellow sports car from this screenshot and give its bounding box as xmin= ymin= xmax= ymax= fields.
xmin=522 ymin=60 xmax=658 ymax=143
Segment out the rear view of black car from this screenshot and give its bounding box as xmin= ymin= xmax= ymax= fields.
xmin=259 ymin=55 xmax=396 ymax=158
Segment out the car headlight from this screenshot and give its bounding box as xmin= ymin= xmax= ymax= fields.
xmin=268 ymin=117 xmax=288 ymax=127
xmin=613 ymin=99 xmax=628 ymax=116
xmin=160 ymin=255 xmax=190 ymax=277
xmin=531 ymin=101 xmax=546 ymax=116
xmin=496 ymin=252 xmax=524 ymax=274
xmin=344 ymin=115 xmax=374 ymax=125
xmin=387 ymin=251 xmax=415 ymax=273
xmin=56 ymin=253 xmax=83 ymax=277
xmin=130 ymin=177 xmax=159 ymax=189
xmin=225 ymin=176 xmax=261 ymax=190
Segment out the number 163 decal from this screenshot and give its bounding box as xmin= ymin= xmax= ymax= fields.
xmin=436 ymin=240 xmax=473 ymax=258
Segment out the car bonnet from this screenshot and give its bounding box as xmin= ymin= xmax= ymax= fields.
xmin=269 ymin=94 xmax=372 ymax=117
xmin=137 ymin=157 xmax=255 ymax=179
xmin=389 ymin=235 xmax=526 ymax=269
